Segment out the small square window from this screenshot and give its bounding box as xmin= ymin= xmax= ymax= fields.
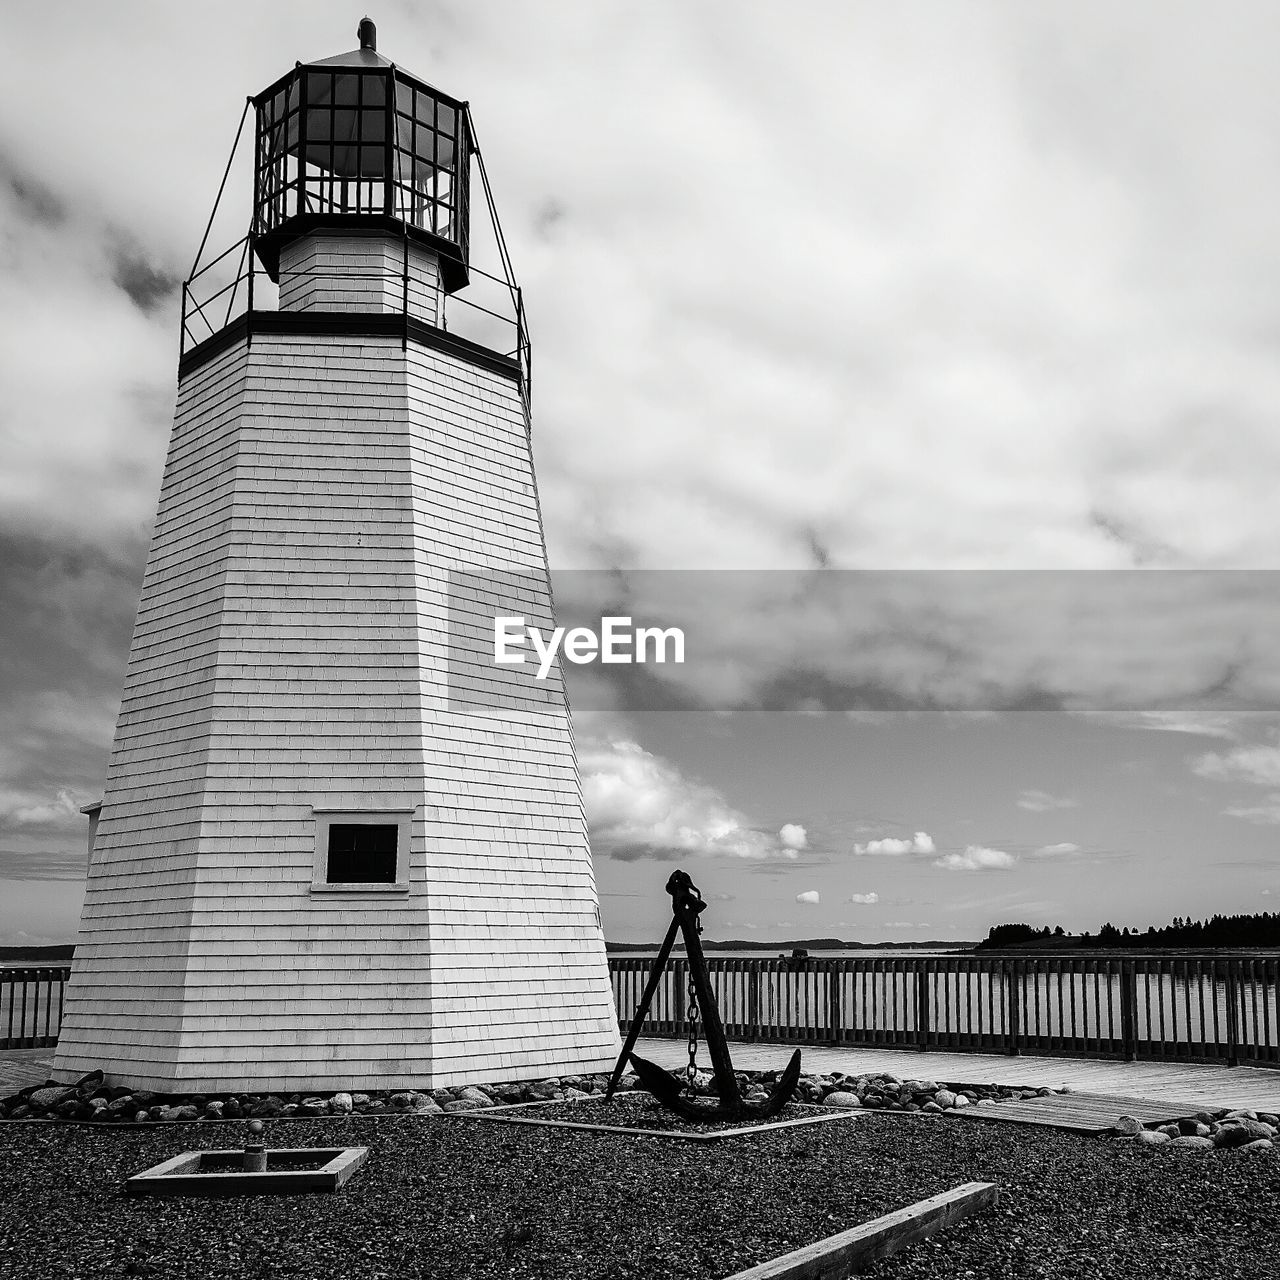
xmin=312 ymin=811 xmax=412 ymax=893
xmin=327 ymin=823 xmax=397 ymax=883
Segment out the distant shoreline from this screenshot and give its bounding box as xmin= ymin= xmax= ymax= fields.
xmin=606 ymin=938 xmax=977 ymax=953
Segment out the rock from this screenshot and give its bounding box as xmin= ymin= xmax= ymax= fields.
xmin=1240 ymin=1139 xmax=1274 ymax=1152
xmin=1135 ymin=1129 xmax=1171 ymax=1146
xmin=441 ymin=1098 xmax=486 ymax=1113
xmin=203 ymin=1101 xmax=224 ymax=1118
xmin=1176 ymin=1117 xmax=1201 ymax=1136
xmin=952 ymin=1094 xmax=972 ymax=1108
xmin=1225 ymin=1109 xmax=1258 ymax=1121
xmin=934 ymin=1090 xmax=957 ymax=1109
xmin=562 ymin=1087 xmax=591 ymax=1101
xmin=1212 ymin=1124 xmax=1253 ymax=1149
xmin=330 ymin=1092 xmax=353 ymax=1114
xmin=134 ymin=1110 xmax=150 ymax=1122
xmin=280 ymin=1104 xmax=300 ymax=1117
xmin=350 ymin=1093 xmax=370 ymax=1107
xmin=975 ymin=1098 xmax=995 ymax=1107
xmin=168 ymin=1105 xmax=200 ymax=1121
xmin=1168 ymin=1135 xmax=1215 ymax=1150
xmin=921 ymin=1101 xmax=943 ymax=1115
xmin=299 ymin=1098 xmax=328 ymax=1116
xmin=1158 ymin=1124 xmax=1180 ymax=1139
xmin=1114 ymin=1115 xmax=1144 ymax=1136
xmin=105 ymin=1096 xmax=135 ymax=1115
xmin=364 ymin=1101 xmax=386 ymax=1114
xmin=8 ymin=1105 xmax=32 ymax=1119
xmin=1258 ymin=1112 xmax=1279 ymax=1126
xmin=1241 ymin=1119 xmax=1276 ymax=1141
xmin=822 ymin=1092 xmax=862 ymax=1109
xmin=222 ymin=1098 xmax=243 ymax=1119
xmin=28 ymin=1086 xmax=74 ymax=1110
xmin=250 ymin=1097 xmax=284 ymax=1118
xmin=456 ymin=1086 xmax=494 ymax=1107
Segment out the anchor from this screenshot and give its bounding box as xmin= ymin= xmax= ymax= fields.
xmin=605 ymin=869 xmax=802 ymax=1120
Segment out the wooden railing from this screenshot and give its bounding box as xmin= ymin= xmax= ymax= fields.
xmin=6 ymin=957 xmax=1277 ymax=1069
xmin=609 ymin=954 xmax=1280 ymax=1069
xmin=0 ymin=967 xmax=71 ymax=1050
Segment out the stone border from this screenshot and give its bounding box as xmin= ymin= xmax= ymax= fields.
xmin=720 ymin=1182 xmax=999 ymax=1279
xmin=125 ymin=1146 xmax=368 ymax=1197
xmin=440 ymin=1096 xmax=866 ymax=1143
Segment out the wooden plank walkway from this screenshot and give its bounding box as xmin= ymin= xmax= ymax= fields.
xmin=632 ymin=1038 xmax=1280 ymax=1113
xmin=0 ymin=1049 xmax=54 ymax=1092
xmin=946 ymin=1092 xmax=1206 ymax=1134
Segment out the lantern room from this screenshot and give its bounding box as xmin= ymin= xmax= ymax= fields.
xmin=251 ymin=18 xmax=472 ymax=292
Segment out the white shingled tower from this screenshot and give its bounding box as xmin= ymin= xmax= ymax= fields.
xmin=54 ymin=20 xmax=621 ymax=1093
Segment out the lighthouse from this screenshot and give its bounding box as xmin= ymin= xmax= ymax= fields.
xmin=53 ymin=21 xmax=621 ymax=1093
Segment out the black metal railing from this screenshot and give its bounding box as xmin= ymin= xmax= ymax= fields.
xmin=0 ymin=967 xmax=71 ymax=1050
xmin=180 ymin=239 xmax=531 ymax=403
xmin=609 ymin=954 xmax=1280 ymax=1069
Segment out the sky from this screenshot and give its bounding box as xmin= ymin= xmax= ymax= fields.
xmin=2 ymin=1 xmax=1280 ymax=947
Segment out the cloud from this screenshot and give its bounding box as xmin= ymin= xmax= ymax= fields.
xmin=1222 ymin=799 xmax=1280 ymax=825
xmin=579 ymin=735 xmax=799 ymax=861
xmin=1033 ymin=842 xmax=1081 ymax=857
xmin=779 ymin=823 xmax=808 ymax=850
xmin=1192 ymin=740 xmax=1280 ymax=788
xmin=848 ymin=892 xmax=880 ymax=904
xmin=0 ymin=787 xmax=84 ymax=830
xmin=795 ymin=890 xmax=820 ymax=905
xmin=853 ymin=831 xmax=936 ymax=856
xmin=1017 ymin=789 xmax=1078 ymax=812
xmin=934 ymin=845 xmax=1017 ymax=872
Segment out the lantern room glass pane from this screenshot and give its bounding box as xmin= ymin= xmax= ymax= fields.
xmin=256 ymin=65 xmax=468 ymax=252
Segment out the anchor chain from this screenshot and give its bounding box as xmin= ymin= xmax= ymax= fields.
xmin=684 ymin=900 xmax=705 ymax=1092
xmin=685 ymin=964 xmax=700 ymax=1091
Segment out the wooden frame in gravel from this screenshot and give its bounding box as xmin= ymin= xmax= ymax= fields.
xmin=125 ymin=1146 xmax=368 ymax=1196
xmin=721 ymin=1182 xmax=999 ymax=1279
xmin=439 ymin=1096 xmax=868 ymax=1143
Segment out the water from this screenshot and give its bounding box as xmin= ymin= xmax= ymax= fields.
xmin=611 ymin=952 xmax=1280 ymax=1057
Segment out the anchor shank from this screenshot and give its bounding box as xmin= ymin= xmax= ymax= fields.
xmin=605 ymin=914 xmax=681 ymax=1100
xmin=673 ymin=891 xmax=743 ymax=1114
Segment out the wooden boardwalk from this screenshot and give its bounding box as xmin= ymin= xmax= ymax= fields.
xmin=632 ymin=1038 xmax=1280 ymax=1113
xmin=0 ymin=1049 xmax=53 ymax=1092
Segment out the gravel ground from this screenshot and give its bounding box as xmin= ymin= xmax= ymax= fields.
xmin=526 ymin=1093 xmax=837 ymax=1132
xmin=1 ymin=1111 xmax=1278 ymax=1280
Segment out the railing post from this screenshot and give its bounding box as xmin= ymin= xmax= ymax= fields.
xmin=1224 ymin=958 xmax=1241 ymax=1067
xmin=748 ymin=964 xmax=761 ymax=1043
xmin=915 ymin=964 xmax=931 ymax=1051
xmin=1005 ymin=959 xmax=1021 ymax=1055
xmin=672 ymin=958 xmax=686 ymax=1039
xmin=1120 ymin=959 xmax=1138 ymax=1061
xmin=827 ymin=962 xmax=842 ymax=1046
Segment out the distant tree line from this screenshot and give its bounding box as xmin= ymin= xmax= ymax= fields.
xmin=978 ymin=912 xmax=1280 ymax=950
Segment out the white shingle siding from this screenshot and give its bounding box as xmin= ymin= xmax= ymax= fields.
xmin=54 ymin=236 xmax=619 ymax=1092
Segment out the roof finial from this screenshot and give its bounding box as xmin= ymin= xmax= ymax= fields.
xmin=358 ymin=17 xmax=376 ymax=51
